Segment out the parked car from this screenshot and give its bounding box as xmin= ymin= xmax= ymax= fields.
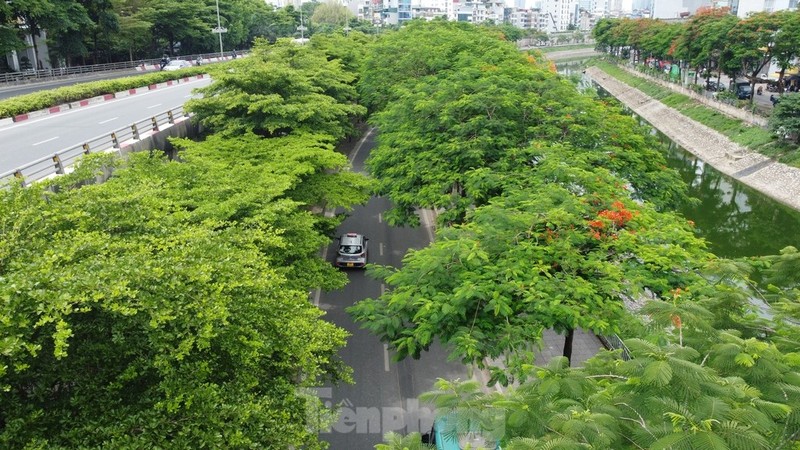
xmin=335 ymin=233 xmax=368 ymax=268
xmin=705 ymin=80 xmax=725 ymax=92
xmin=162 ymin=59 xmax=192 ymax=71
xmin=736 ymin=84 xmax=753 ymax=99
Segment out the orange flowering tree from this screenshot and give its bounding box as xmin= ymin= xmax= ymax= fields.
xmin=350 ymin=146 xmax=711 ymax=385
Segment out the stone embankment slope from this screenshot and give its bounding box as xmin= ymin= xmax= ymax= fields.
xmin=585 ymin=66 xmax=800 ymax=212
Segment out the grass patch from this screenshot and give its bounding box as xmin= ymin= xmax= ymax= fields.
xmin=593 ymin=60 xmax=800 ymax=167
xmin=536 ymin=44 xmax=595 ymax=53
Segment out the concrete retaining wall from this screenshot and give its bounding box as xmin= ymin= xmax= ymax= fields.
xmin=586 ymin=66 xmax=800 ymax=212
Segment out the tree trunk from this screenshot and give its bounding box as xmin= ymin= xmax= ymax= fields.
xmin=562 ymin=328 xmax=574 ymax=365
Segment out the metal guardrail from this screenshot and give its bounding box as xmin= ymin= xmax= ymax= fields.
xmin=598 ymin=333 xmax=632 ymax=361
xmin=0 ymin=106 xmax=190 ymax=187
xmin=0 ymin=52 xmax=234 ymax=85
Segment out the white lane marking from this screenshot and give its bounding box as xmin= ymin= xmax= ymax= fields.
xmin=379 ymin=242 xmax=384 ymax=256
xmin=349 ymin=128 xmax=375 ymax=164
xmin=378 ymin=213 xmax=382 ymax=223
xmin=147 ymin=103 xmax=163 ymax=109
xmin=384 ymin=344 xmax=390 ymax=372
xmin=98 ymin=117 xmax=118 ymax=125
xmin=32 ymin=136 xmax=59 ymax=146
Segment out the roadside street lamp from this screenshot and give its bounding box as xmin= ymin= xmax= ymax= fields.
xmin=297 ymin=5 xmax=307 ymax=40
xmin=212 ymin=0 xmax=228 ymax=58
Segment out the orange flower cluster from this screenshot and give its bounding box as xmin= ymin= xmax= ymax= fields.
xmin=588 ymin=201 xmax=635 ymax=240
xmin=598 ymin=201 xmax=633 ymax=227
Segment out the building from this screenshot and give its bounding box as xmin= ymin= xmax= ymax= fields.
xmin=733 ymin=0 xmax=797 ymax=17
xmin=2 ymin=24 xmax=52 ymax=73
xmin=651 ymin=0 xmax=713 ymax=18
xmin=540 ymin=0 xmax=578 ymax=31
xmin=382 ymin=0 xmax=413 ymax=24
xmin=451 ymin=0 xmax=506 ymax=22
xmin=508 ymin=7 xmax=542 ymax=28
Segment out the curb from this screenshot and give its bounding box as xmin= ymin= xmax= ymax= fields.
xmin=5 ymin=75 xmax=207 ymax=124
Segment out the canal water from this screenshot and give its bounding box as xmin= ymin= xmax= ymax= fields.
xmin=660 ymin=136 xmax=800 ymax=258
xmin=585 ymin=77 xmax=800 ymax=258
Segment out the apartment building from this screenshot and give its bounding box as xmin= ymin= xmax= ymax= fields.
xmin=651 ymin=0 xmax=713 ymax=18
xmin=540 ymin=0 xmax=578 ymax=31
xmin=733 ymin=0 xmax=797 ymax=17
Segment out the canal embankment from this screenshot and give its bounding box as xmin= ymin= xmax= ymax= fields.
xmin=585 ymin=66 xmax=800 ymax=212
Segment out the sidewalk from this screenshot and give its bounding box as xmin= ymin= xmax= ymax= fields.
xmin=618 ymin=64 xmax=768 ymax=127
xmin=587 ymin=65 xmax=800 ymax=213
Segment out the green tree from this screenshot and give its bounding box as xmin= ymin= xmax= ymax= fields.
xmin=81 ymin=0 xmax=120 ymax=63
xmin=310 ymin=0 xmax=353 ymax=29
xmin=770 ymin=9 xmax=800 ymax=92
xmin=769 ymin=93 xmax=800 ymax=144
xmin=350 ymin=149 xmax=708 ymax=383
xmin=10 ymin=0 xmax=94 ymax=68
xmin=253 ymin=4 xmax=302 ymax=43
xmin=0 ymin=2 xmax=26 ymax=57
xmin=111 ymin=0 xmax=154 ymax=61
xmin=187 ymin=38 xmax=365 ymax=139
xmin=0 ymin=149 xmax=354 ymax=447
xmin=725 ymin=12 xmax=781 ymax=104
xmin=143 ymin=0 xmax=211 ymax=55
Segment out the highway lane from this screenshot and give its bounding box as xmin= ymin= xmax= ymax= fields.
xmin=0 ymin=77 xmax=211 ymax=173
xmin=0 ymin=69 xmax=155 ymax=100
xmin=319 ymin=132 xmax=471 ymax=450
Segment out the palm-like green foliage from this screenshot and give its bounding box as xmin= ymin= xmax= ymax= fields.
xmin=375 ymin=431 xmax=435 ymax=450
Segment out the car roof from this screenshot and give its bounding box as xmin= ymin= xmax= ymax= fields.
xmin=339 ymin=233 xmax=364 ymax=245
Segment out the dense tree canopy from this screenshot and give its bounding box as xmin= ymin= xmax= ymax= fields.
xmin=356 ymin=20 xmax=800 ymax=450
xmin=187 ymin=37 xmax=366 ymax=140
xmin=0 ymin=35 xmax=371 ymax=448
xmin=360 ymin=21 xmax=689 ymax=226
xmin=1 ymin=0 xmax=351 ymax=69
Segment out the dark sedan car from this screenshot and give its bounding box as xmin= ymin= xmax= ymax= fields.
xmin=706 ymin=80 xmax=725 ymax=92
xmin=736 ymin=85 xmax=753 ymax=99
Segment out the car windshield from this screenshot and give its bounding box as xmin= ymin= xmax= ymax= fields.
xmin=339 ymin=245 xmax=363 ymax=255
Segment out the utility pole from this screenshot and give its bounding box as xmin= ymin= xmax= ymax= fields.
xmin=212 ymin=0 xmax=228 ymax=58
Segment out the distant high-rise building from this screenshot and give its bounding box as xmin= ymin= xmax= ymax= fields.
xmin=541 ymin=0 xmax=578 ymax=31
xmin=651 ymin=0 xmax=713 ymax=18
xmin=735 ymin=0 xmax=794 ymax=17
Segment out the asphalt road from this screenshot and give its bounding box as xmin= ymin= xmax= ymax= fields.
xmin=0 ymin=77 xmax=211 ymax=173
xmin=0 ymin=69 xmax=156 ymax=100
xmin=318 ymin=131 xmax=471 ymax=450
